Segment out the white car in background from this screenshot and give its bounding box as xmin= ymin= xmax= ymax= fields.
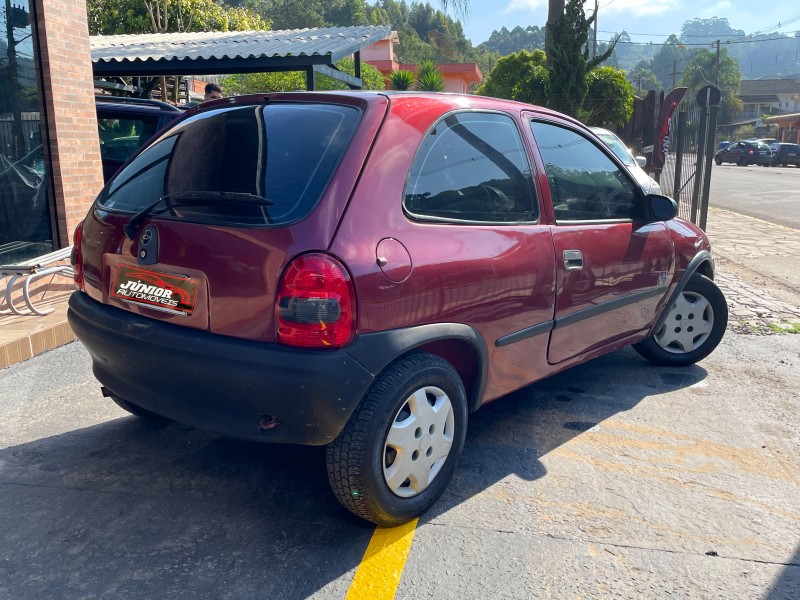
xmin=590 ymin=127 xmax=662 ymax=195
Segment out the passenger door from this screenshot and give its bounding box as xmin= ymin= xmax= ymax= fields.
xmin=527 ymin=119 xmax=675 ymax=364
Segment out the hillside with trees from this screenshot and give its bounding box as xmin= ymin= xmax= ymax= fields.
xmin=482 ymin=16 xmax=800 ymax=88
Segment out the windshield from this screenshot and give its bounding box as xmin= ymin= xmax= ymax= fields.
xmin=97 ymin=103 xmax=361 ymax=227
xmin=594 ymin=131 xmax=636 ymax=166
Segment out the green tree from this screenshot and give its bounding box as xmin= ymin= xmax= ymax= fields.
xmin=414 ymin=60 xmax=445 ymax=91
xmin=478 ymin=25 xmax=545 ymax=56
xmin=476 ymin=49 xmax=547 ymax=101
xmin=649 ymin=35 xmax=692 ymax=90
xmin=679 ymin=47 xmax=743 ymax=123
xmin=582 ymin=66 xmax=634 ymax=128
xmin=87 ymin=0 xmax=269 ymax=35
xmin=221 ymin=57 xmax=385 ymax=93
xmin=546 ymin=0 xmax=615 ymax=117
xmin=627 ymin=61 xmax=660 ymax=94
xmin=680 ymin=17 xmax=743 ymax=44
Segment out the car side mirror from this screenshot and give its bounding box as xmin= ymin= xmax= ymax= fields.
xmin=635 ymin=155 xmax=646 ymax=168
xmin=642 ymin=194 xmax=678 ymax=222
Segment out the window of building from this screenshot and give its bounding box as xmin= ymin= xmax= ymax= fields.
xmin=0 ymin=0 xmax=55 ymax=263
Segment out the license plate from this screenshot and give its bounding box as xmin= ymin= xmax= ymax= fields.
xmin=111 ymin=264 xmax=198 ymax=315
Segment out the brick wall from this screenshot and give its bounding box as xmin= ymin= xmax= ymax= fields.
xmin=32 ymin=0 xmax=103 ymax=248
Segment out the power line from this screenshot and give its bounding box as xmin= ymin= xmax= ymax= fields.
xmin=598 ymin=35 xmax=796 ymax=47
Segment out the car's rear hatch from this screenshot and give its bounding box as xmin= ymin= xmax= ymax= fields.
xmin=79 ymin=93 xmax=388 ymax=342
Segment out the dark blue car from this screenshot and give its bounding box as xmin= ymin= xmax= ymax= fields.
xmin=714 ymin=140 xmax=772 ymax=166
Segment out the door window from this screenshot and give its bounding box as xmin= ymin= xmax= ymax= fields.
xmin=404 ymin=112 xmax=538 ymax=223
xmin=531 ymin=121 xmax=637 ymax=222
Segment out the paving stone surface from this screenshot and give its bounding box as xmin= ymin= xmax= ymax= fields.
xmin=705 ymin=208 xmax=800 ymax=333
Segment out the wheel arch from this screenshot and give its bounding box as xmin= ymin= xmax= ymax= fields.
xmin=346 ymin=324 xmax=488 ymax=413
xmin=649 ymin=250 xmax=714 ymax=336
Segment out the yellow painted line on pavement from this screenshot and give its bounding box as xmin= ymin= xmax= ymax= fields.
xmin=345 ymin=519 xmax=419 ymax=600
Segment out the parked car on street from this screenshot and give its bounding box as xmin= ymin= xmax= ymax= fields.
xmin=69 ymin=92 xmax=728 ymax=526
xmin=714 ymin=140 xmax=772 ymax=166
xmin=589 ymin=127 xmax=662 ymax=194
xmin=95 ymin=96 xmax=182 ymax=182
xmin=769 ymin=142 xmax=800 ymax=167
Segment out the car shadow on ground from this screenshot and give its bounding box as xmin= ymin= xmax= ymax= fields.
xmin=0 ymin=347 xmax=707 ymax=598
xmin=765 ymin=543 xmax=800 ymax=599
xmin=428 ymin=346 xmax=708 ymax=521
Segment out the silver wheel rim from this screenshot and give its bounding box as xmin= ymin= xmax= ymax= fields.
xmin=654 ymin=290 xmax=714 ymax=354
xmin=383 ymin=385 xmax=455 ymax=498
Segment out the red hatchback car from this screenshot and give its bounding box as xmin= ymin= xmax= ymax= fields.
xmin=69 ymin=92 xmax=727 ymax=526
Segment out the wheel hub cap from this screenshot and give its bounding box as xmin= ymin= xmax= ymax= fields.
xmin=382 ymin=385 xmax=455 ymax=498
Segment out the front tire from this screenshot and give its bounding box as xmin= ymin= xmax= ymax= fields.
xmin=326 ymin=353 xmax=468 ymax=526
xmin=634 ymin=274 xmax=727 ymax=367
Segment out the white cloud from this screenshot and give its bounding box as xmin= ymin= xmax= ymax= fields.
xmin=700 ymin=1 xmax=733 ymax=18
xmin=598 ymin=0 xmax=681 ymax=19
xmin=502 ymin=0 xmax=679 ymax=19
xmin=503 ymin=0 xmax=547 ymax=13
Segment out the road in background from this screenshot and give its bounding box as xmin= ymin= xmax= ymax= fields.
xmin=708 ymin=164 xmax=800 ymax=229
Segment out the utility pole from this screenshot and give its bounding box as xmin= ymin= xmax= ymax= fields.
xmin=592 ymin=0 xmax=598 ymax=59
xmin=714 ymin=39 xmax=721 ymax=86
xmin=672 ymin=59 xmax=677 ymax=90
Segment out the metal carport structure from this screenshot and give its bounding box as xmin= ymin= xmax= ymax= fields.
xmin=89 ymin=26 xmax=391 ymax=92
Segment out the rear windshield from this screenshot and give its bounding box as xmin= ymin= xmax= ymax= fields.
xmin=96 ymin=103 xmax=361 ymax=226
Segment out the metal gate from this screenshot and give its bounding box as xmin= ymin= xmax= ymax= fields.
xmin=657 ymin=90 xmax=719 ymax=230
xmin=624 ymin=88 xmax=720 ymax=230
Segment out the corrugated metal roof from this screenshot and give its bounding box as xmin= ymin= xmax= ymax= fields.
xmin=90 ymin=26 xmax=391 ymax=76
xmin=739 ymin=79 xmax=800 ymax=95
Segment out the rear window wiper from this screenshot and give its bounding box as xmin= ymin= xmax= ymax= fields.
xmin=123 ymin=192 xmax=273 ymax=239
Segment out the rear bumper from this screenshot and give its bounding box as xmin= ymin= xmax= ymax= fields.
xmin=68 ymin=292 xmax=375 ymax=445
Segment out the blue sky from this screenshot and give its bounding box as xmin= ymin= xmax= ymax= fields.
xmin=457 ymin=1 xmax=800 ymax=47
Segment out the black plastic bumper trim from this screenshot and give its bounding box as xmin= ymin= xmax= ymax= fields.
xmin=68 ymin=292 xmax=374 ymax=445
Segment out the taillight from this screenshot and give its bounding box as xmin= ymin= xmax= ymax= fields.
xmin=71 ymin=221 xmax=84 ymax=291
xmin=275 ymin=253 xmax=356 ymax=349
xmin=749 ymin=149 xmax=754 ymax=155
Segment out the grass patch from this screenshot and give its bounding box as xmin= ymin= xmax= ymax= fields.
xmin=767 ymin=321 xmax=800 ymax=334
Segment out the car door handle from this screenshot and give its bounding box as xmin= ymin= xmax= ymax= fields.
xmin=563 ymin=250 xmax=583 ymax=271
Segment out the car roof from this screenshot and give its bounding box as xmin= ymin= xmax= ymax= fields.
xmin=190 ymin=90 xmax=581 ymax=124
xmin=95 ymin=96 xmax=182 ymax=115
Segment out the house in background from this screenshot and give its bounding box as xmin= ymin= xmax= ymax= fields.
xmin=363 ymin=31 xmax=482 ymax=93
xmin=767 ymin=112 xmax=800 ymax=144
xmin=738 ymin=79 xmax=800 ymax=120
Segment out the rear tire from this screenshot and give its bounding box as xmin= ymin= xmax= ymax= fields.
xmin=326 ymin=353 xmax=467 ymax=526
xmin=634 ymin=274 xmax=727 ymax=367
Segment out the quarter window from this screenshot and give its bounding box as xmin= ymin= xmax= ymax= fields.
xmin=531 ymin=121 xmax=637 ymax=222
xmin=404 ymin=112 xmax=538 ymax=223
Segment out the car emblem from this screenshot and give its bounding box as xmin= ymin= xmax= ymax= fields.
xmin=141 ymin=230 xmax=152 ymax=245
